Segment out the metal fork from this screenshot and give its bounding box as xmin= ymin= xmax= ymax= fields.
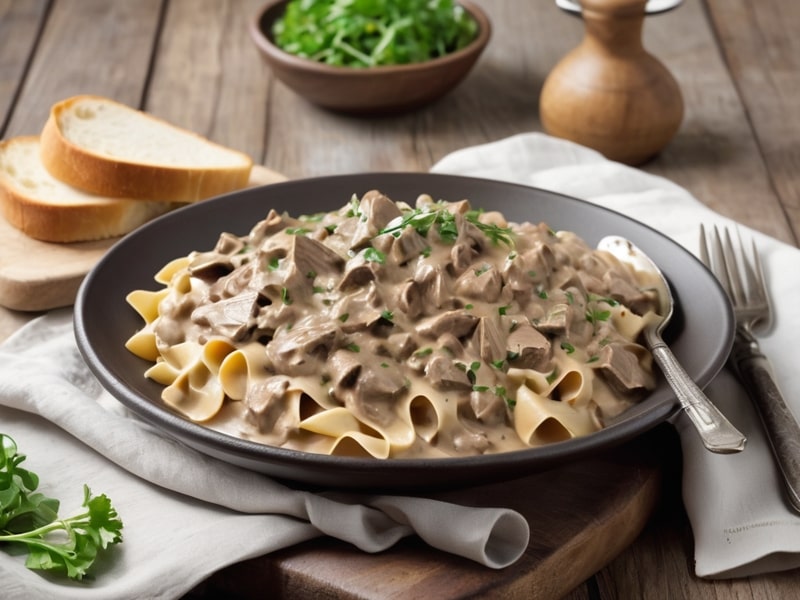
xmin=700 ymin=224 xmax=800 ymax=513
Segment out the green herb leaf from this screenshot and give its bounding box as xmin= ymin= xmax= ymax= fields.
xmin=586 ymin=308 xmax=611 ymax=324
xmin=0 ymin=434 xmax=123 ymax=580
xmin=285 ymin=227 xmax=311 ymax=236
xmin=464 ymin=210 xmax=515 ymax=247
xmin=273 ymin=0 xmax=479 ymax=68
xmin=363 ymin=247 xmax=386 ymax=264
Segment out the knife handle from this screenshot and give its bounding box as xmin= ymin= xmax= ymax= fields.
xmin=733 ymin=340 xmax=800 ymax=514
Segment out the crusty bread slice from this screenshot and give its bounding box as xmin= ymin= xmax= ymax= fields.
xmin=0 ymin=136 xmax=175 ymax=243
xmin=39 ymin=95 xmax=253 ymax=202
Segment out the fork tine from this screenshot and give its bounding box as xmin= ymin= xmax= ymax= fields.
xmin=698 ymin=224 xmax=727 ymax=295
xmin=704 ymin=224 xmax=734 ymax=299
xmin=720 ymin=226 xmax=748 ymax=308
xmin=748 ymin=231 xmax=774 ymax=328
xmin=701 ymin=223 xmax=774 ymax=332
xmin=699 ymin=223 xmax=711 ymax=266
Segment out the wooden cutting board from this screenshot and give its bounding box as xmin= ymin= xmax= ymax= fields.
xmin=0 ymin=165 xmax=287 ymax=312
xmin=190 ymin=427 xmax=670 ymax=599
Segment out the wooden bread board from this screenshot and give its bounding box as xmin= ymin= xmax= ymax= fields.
xmin=0 ymin=165 xmax=287 ymax=312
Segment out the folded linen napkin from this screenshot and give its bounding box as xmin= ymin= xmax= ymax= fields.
xmin=432 ymin=132 xmax=800 ymax=578
xmin=0 ymin=310 xmax=528 ymax=599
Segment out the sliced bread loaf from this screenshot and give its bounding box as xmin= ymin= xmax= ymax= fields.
xmin=0 ymin=136 xmax=175 ymax=243
xmin=39 ymin=95 xmax=253 ymax=202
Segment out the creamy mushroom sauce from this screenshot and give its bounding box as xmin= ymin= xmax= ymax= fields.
xmin=126 ymin=191 xmax=659 ymax=459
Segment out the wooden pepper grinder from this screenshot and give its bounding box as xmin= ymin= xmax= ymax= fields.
xmin=540 ymin=0 xmax=683 ymax=165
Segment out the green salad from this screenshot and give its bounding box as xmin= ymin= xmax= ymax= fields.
xmin=272 ymin=0 xmax=479 ymax=67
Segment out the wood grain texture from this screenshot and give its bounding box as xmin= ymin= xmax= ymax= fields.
xmin=145 ymin=0 xmax=271 ymax=159
xmin=703 ymin=0 xmax=800 ymax=244
xmin=3 ymin=0 xmax=162 ymax=137
xmin=0 ymin=0 xmax=48 ymax=130
xmin=540 ymin=0 xmax=684 ymax=165
xmin=1 ymin=0 xmax=800 ymax=597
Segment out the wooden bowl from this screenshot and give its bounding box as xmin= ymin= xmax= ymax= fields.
xmin=248 ymin=0 xmax=491 ymax=114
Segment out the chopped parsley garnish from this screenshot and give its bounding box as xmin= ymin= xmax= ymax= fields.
xmin=586 ymin=308 xmax=611 ymax=324
xmin=299 ymin=212 xmax=325 ymax=223
xmin=379 ymin=205 xmax=514 ymax=247
xmin=285 ymin=227 xmax=311 ymax=236
xmin=363 ymin=247 xmax=386 ymax=264
xmin=345 ymin=195 xmax=362 ymax=218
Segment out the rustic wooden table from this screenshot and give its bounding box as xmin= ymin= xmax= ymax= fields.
xmin=1 ymin=0 xmax=798 ymax=598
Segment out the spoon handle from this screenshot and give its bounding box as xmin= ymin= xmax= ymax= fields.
xmin=650 ymin=342 xmax=747 ymax=453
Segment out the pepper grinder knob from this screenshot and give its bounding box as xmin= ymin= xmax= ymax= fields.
xmin=540 ymin=0 xmax=683 ymax=165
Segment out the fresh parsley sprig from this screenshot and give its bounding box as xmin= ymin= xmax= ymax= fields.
xmin=0 ymin=433 xmax=123 ymax=581
xmin=380 ymin=205 xmax=514 ymax=247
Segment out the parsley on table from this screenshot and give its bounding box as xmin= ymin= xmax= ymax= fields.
xmin=0 ymin=433 xmax=123 ymax=580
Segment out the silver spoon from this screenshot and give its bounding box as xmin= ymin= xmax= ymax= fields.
xmin=598 ymin=236 xmax=746 ymax=453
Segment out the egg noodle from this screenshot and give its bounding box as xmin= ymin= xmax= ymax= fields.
xmin=125 ymin=191 xmax=658 ymax=459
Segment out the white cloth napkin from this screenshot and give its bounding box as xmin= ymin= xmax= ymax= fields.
xmin=0 ymin=310 xmax=528 ymax=599
xmin=432 ymin=132 xmax=800 ymax=579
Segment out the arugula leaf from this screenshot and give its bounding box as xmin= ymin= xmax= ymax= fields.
xmin=273 ymin=0 xmax=478 ymax=67
xmin=0 ymin=433 xmax=123 ymax=580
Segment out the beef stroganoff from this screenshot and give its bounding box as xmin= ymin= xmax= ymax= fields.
xmin=125 ymin=191 xmax=659 ymax=458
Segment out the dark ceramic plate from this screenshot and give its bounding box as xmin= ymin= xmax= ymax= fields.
xmin=74 ymin=173 xmax=733 ymax=490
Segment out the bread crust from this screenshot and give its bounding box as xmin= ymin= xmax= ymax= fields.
xmin=39 ymin=95 xmax=253 ymax=202
xmin=0 ymin=136 xmax=173 ymax=243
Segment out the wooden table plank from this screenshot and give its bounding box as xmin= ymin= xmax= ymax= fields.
xmin=145 ymin=0 xmax=269 ymax=159
xmin=0 ymin=0 xmax=48 ymax=134
xmin=632 ymin=0 xmax=795 ymax=244
xmin=2 ymin=0 xmax=162 ymax=137
xmin=704 ymin=0 xmax=800 ymax=243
